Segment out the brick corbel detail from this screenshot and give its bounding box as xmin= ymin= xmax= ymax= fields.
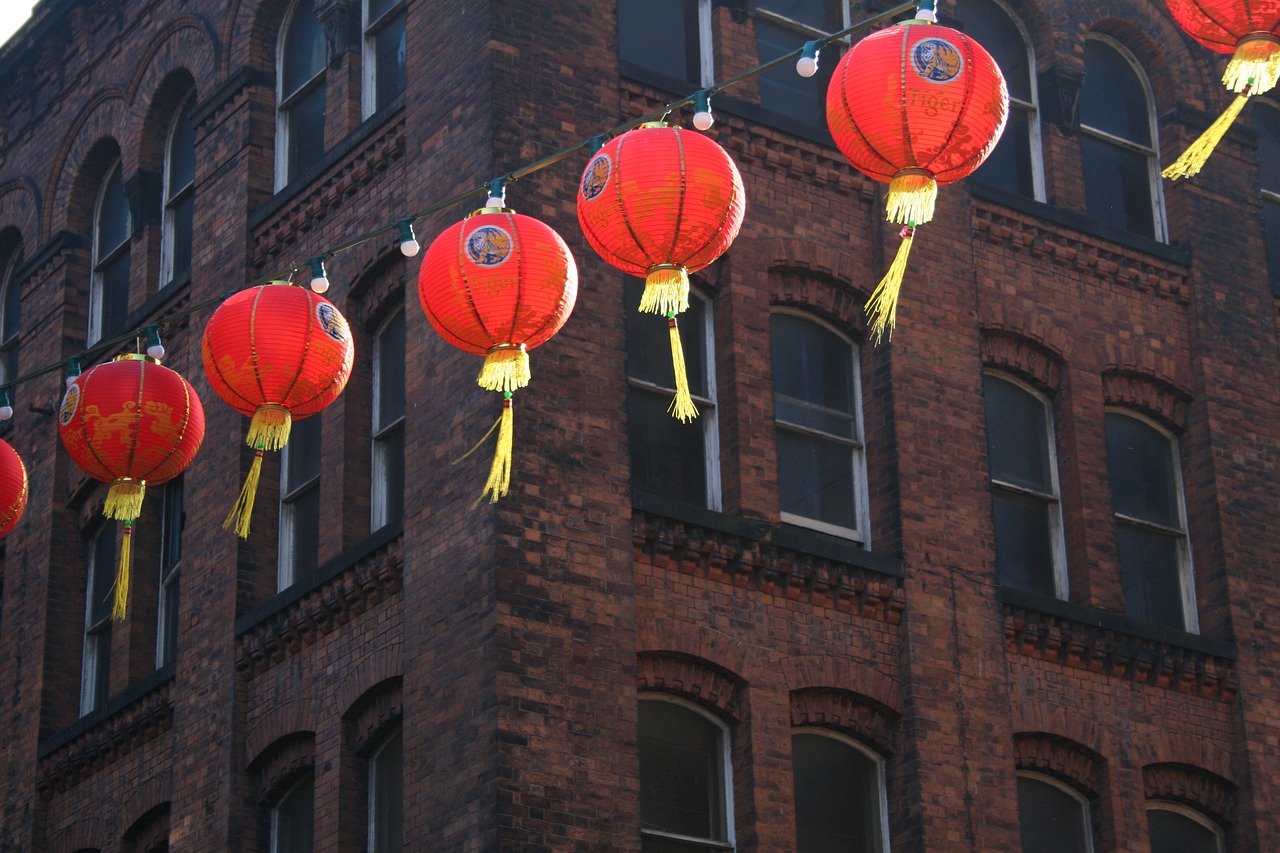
xmin=1143 ymin=762 xmax=1236 ymax=825
xmin=1014 ymin=732 xmax=1104 ymax=795
xmin=637 ymin=653 xmax=745 ymax=722
xmin=790 ymin=688 xmax=899 ymax=755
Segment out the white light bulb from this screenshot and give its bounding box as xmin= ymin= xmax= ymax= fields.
xmin=0 ymin=405 xmax=11 ymax=421
xmin=147 ymin=343 xmax=166 ymax=360
xmin=796 ymin=55 xmax=819 ymax=78
xmin=693 ymin=109 xmax=714 ymax=131
xmin=310 ymin=275 xmax=330 ymax=294
xmin=486 ymin=195 xmax=506 ymax=208
xmin=400 ymin=239 xmax=421 ymax=257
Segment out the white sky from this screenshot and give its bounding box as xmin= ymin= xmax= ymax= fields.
xmin=0 ymin=2 xmax=36 ymax=49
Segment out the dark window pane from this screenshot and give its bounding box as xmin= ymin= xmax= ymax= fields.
xmin=159 ymin=574 xmax=179 ymax=667
xmin=756 ymin=19 xmax=834 ymax=127
xmin=1081 ymin=136 xmax=1154 ymax=238
xmin=629 ymin=387 xmax=707 ymax=504
xmin=374 ymin=11 xmax=407 ymax=109
xmin=377 ymin=425 xmax=405 ymax=528
xmin=286 ymin=485 xmax=321 ymax=584
xmin=983 ymin=376 xmax=1052 ymax=491
xmin=167 ymin=98 xmax=196 ymax=193
xmin=639 ymin=701 xmax=726 ymax=842
xmin=99 ymin=253 xmax=132 ymax=338
xmin=1148 ymin=809 xmax=1220 ymax=853
xmin=993 ymin=490 xmax=1056 ymax=595
xmin=1105 ymin=414 xmax=1178 ymax=526
xmin=771 ymin=316 xmax=854 ymax=429
xmin=88 ymin=632 xmax=110 ymax=711
xmin=89 ymin=528 xmax=118 ymax=626
xmin=1255 ymin=105 xmax=1280 ymax=189
xmin=370 ymin=728 xmax=404 ymax=853
xmin=973 ymin=107 xmax=1035 ymax=197
xmin=274 ymin=774 xmax=315 ymax=853
xmin=959 ymin=0 xmax=1031 ymax=101
xmin=1117 ymin=523 xmax=1185 ymax=628
xmin=97 ymin=165 xmax=130 ymax=256
xmin=282 ymin=0 xmax=325 ymax=96
xmin=161 ymin=477 xmax=184 ymax=571
xmin=376 ymin=310 xmax=406 ymax=428
xmin=757 ymin=0 xmax=842 ymax=29
xmin=626 ymin=279 xmax=707 ymax=395
xmin=618 ymin=0 xmax=701 ymax=87
xmin=1080 ymin=40 xmax=1151 ymax=144
xmin=286 ymin=415 xmax=323 ymax=490
xmin=286 ymin=84 xmax=327 ymax=183
xmin=171 ymin=194 xmax=193 ymax=281
xmin=777 ymin=428 xmax=857 ymax=529
xmin=368 ymin=0 xmax=399 ymax=24
xmin=1264 ymin=197 xmax=1280 ymax=296
xmin=1016 ymin=777 xmax=1091 ymax=853
xmin=793 ymin=734 xmax=884 ymax=853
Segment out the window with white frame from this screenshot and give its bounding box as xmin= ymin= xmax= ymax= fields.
xmin=1078 ymin=37 xmax=1166 ymax=240
xmin=617 ymin=0 xmax=713 ymax=89
xmin=366 ymin=724 xmax=403 ymax=853
xmin=0 ymin=246 xmax=21 ymax=386
xmin=1147 ymin=804 xmax=1224 ymax=853
xmin=771 ymin=312 xmax=868 ymax=542
xmin=156 ymin=475 xmax=184 ymax=669
xmin=90 ymin=159 xmax=131 ymax=345
xmin=271 ymin=773 xmax=315 ymax=853
xmin=755 ymin=0 xmax=848 ymax=127
xmin=791 ymin=730 xmax=889 ymax=853
xmin=279 ymin=414 xmax=322 ymax=590
xmin=1016 ymin=773 xmax=1094 ymax=853
xmin=638 ymin=695 xmax=735 ymax=852
xmin=1105 ymin=411 xmax=1197 ymax=631
xmin=960 ymin=0 xmax=1044 ymax=200
xmin=276 ymin=0 xmax=327 ymax=191
xmin=982 ymin=373 xmax=1066 ymax=597
xmin=1253 ymin=102 xmax=1280 ymax=296
xmin=372 ymin=307 xmax=405 ymax=531
xmin=363 ymin=0 xmax=407 ymax=117
xmin=626 ymin=279 xmax=720 ymax=510
xmin=80 ymin=525 xmax=117 ymax=716
xmin=160 ymin=91 xmax=195 ymax=288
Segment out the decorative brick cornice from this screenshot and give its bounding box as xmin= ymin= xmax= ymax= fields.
xmin=235 ymin=534 xmax=403 ymax=677
xmin=791 ymin=688 xmax=899 ymax=755
xmin=1014 ymin=732 xmax=1104 ymax=795
xmin=35 ymin=679 xmax=174 ymax=800
xmin=1144 ymin=762 xmax=1236 ymax=824
xmin=638 ymin=653 xmax=745 ymax=722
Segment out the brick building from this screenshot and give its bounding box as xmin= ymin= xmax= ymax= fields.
xmin=0 ymin=0 xmax=1275 ymax=850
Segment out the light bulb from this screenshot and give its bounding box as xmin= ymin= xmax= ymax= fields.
xmin=797 ymin=41 xmax=820 ymax=78
xmin=400 ymin=238 xmax=420 ymax=257
xmin=693 ymin=108 xmax=714 ymax=130
xmin=0 ymin=405 xmax=11 ymax=421
xmin=147 ymin=342 xmax=166 ymax=359
xmin=310 ymin=274 xmax=330 ymax=294
xmin=308 ymin=257 xmax=330 ymax=293
xmin=397 ymin=219 xmax=420 ymax=256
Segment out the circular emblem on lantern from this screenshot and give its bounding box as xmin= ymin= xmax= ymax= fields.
xmin=315 ymin=302 xmax=349 ymax=343
xmin=580 ymin=153 xmax=612 ymax=201
xmin=466 ymin=225 xmax=513 ymax=267
xmin=912 ymin=38 xmax=964 ymax=83
xmin=59 ymin=384 xmax=81 ymax=426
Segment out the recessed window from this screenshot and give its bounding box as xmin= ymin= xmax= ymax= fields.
xmin=156 ymin=475 xmax=184 ymax=669
xmin=1079 ymin=37 xmax=1166 ymax=240
xmin=80 ymin=525 xmax=117 ymax=716
xmin=626 ymin=279 xmax=720 ymax=510
xmin=0 ymin=247 xmax=22 ymax=387
xmin=1147 ymin=805 xmax=1224 ymax=853
xmin=1105 ymin=412 xmax=1197 ymax=631
xmin=363 ymin=0 xmax=407 ymax=117
xmin=617 ymin=0 xmax=712 ymax=89
xmin=367 ymin=725 xmax=403 ymax=853
xmin=161 ymin=91 xmax=195 ymax=288
xmin=771 ymin=313 xmax=868 ymax=542
xmin=638 ymin=696 xmax=734 ymax=851
xmin=791 ymin=731 xmax=888 ymax=853
xmin=372 ymin=308 xmax=405 ymax=531
xmin=960 ymin=0 xmax=1043 ymax=200
xmin=279 ymin=414 xmax=323 ymax=590
xmin=271 ymin=773 xmax=315 ymax=853
xmin=90 ymin=160 xmax=131 ymax=345
xmin=755 ymin=1 xmax=847 ymax=128
xmin=983 ymin=374 xmax=1066 ymax=597
xmin=1016 ymin=774 xmax=1094 ymax=853
xmin=276 ymin=0 xmax=327 ymax=190
xmin=1253 ymin=103 xmax=1280 ymax=296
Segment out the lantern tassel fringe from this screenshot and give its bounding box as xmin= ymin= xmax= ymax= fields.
xmin=478 ymin=347 xmax=531 ymax=394
xmin=1223 ymin=45 xmax=1280 ymax=95
xmin=1162 ymin=89 xmax=1251 ymax=181
xmin=112 ymin=521 xmax=132 ymax=621
xmin=478 ymin=398 xmax=514 ymax=505
xmin=104 ymin=480 xmax=145 ymax=521
xmin=886 ymin=171 xmax=937 ymax=226
xmin=640 ymin=265 xmax=690 ymax=316
xmin=247 ymin=405 xmax=292 ymax=451
xmin=667 ymin=316 xmax=699 ymax=422
xmin=223 ymin=448 xmax=265 ymax=539
xmin=866 ymin=227 xmax=916 ymax=345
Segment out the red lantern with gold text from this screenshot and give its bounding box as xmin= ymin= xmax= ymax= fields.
xmin=59 ymin=354 xmax=205 ymax=618
xmin=0 ymin=438 xmax=28 ymax=537
xmin=577 ymin=123 xmax=745 ymax=420
xmin=418 ymin=203 xmax=577 ymax=503
xmin=827 ymin=15 xmax=1008 ymax=342
xmin=202 ymin=282 xmax=354 ymax=536
xmin=1162 ymin=0 xmax=1280 ymax=178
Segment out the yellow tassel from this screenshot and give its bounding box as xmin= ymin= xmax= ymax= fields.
xmin=479 ymin=397 xmax=514 ymax=504
xmin=667 ymin=316 xmax=699 ymax=422
xmin=865 ymin=227 xmax=915 ymax=345
xmin=112 ymin=521 xmax=132 ymax=621
xmin=247 ymin=404 xmax=292 ymax=451
xmin=477 ymin=345 xmax=531 ymax=393
xmin=886 ymin=169 xmax=937 ymax=225
xmin=104 ymin=479 xmax=145 ymax=521
xmin=640 ymin=264 xmax=690 ymax=316
xmin=1162 ymin=92 xmax=1250 ymax=180
xmin=1223 ymin=37 xmax=1280 ymax=94
xmin=223 ymin=448 xmax=265 ymax=538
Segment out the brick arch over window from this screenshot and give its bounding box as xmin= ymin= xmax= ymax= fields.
xmin=347 ymin=250 xmax=409 ymax=329
xmin=246 ymin=697 xmax=321 ymax=766
xmin=1101 ymin=369 xmax=1192 ymax=433
xmin=47 ymin=91 xmax=130 ymax=237
xmin=250 ymin=731 xmax=316 ymax=806
xmin=1082 ymin=15 xmax=1187 ymax=109
xmin=0 ymin=180 xmax=42 ymax=244
xmin=344 ymin=676 xmax=404 ymax=757
xmin=769 ymin=265 xmax=870 ymax=340
xmin=1014 ymin=731 xmax=1106 ymax=796
xmin=981 ymin=327 xmax=1065 ymax=395
xmin=1143 ymin=762 xmax=1236 ymax=826
xmin=121 ymin=802 xmax=170 ymax=853
xmin=126 ymin=18 xmax=220 ymax=108
xmin=636 ymin=652 xmax=746 ymax=722
xmin=45 ymin=816 xmax=110 ymax=853
xmin=781 ymin=653 xmax=900 ymax=714
xmin=789 ymin=688 xmax=899 ymax=756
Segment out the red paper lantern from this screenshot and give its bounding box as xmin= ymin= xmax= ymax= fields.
xmin=59 ymin=354 xmax=205 ymax=618
xmin=827 ymin=18 xmax=1008 ymax=341
xmin=577 ymin=123 xmax=745 ymax=419
xmin=0 ymin=438 xmax=28 ymax=538
xmin=202 ymin=282 xmax=354 ymax=535
xmin=1161 ymin=1 xmax=1280 ymax=178
xmin=418 ymin=205 xmax=578 ymax=501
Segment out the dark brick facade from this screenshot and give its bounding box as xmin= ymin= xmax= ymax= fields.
xmin=0 ymin=0 xmax=1276 ymax=850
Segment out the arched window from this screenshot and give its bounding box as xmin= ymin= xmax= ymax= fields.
xmin=983 ymin=373 xmax=1066 ymax=597
xmin=771 ymin=312 xmax=868 ymax=543
xmin=90 ymin=159 xmax=131 ymax=345
xmin=372 ymin=307 xmax=405 ymax=531
xmin=1105 ymin=411 xmax=1197 ymax=631
xmin=792 ymin=730 xmax=888 ymax=853
xmin=160 ymin=91 xmax=195 ymax=288
xmin=0 ymin=244 xmax=22 ymax=386
xmin=1253 ymin=102 xmax=1280 ymax=295
xmin=366 ymin=724 xmax=403 ymax=852
xmin=638 ymin=695 xmax=735 ymax=851
xmin=626 ymin=279 xmax=720 ymax=510
xmin=1079 ymin=37 xmax=1166 ymax=240
xmin=1016 ymin=773 xmax=1095 ymax=853
xmin=276 ymin=0 xmax=327 ymax=190
xmin=363 ymin=0 xmax=407 ymax=117
xmin=961 ymin=0 xmax=1043 ymax=200
xmin=271 ymin=773 xmax=315 ymax=853
xmin=1147 ymin=804 xmax=1224 ymax=853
